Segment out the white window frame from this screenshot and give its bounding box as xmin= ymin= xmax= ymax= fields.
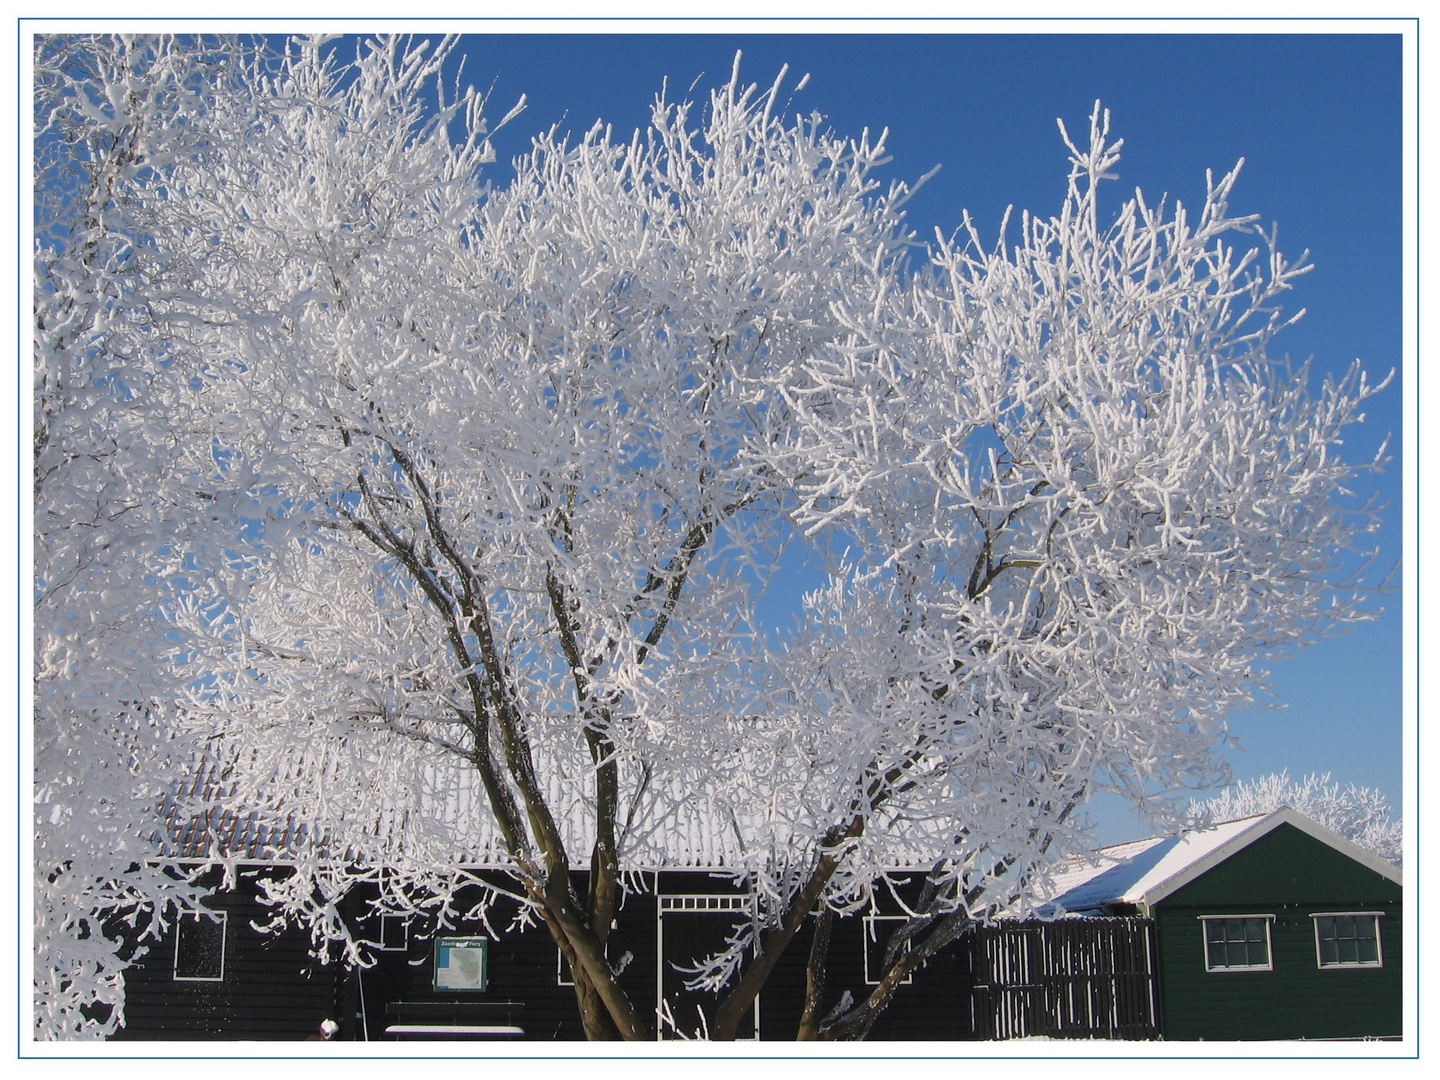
xmin=655 ymin=894 xmax=759 ymax=1041
xmin=1199 ymin=914 xmax=1275 ymax=973
xmin=557 ymin=946 xmax=575 ymax=987
xmin=863 ymin=915 xmax=914 ymax=986
xmin=173 ymin=910 xmax=228 ymax=982
xmin=1311 ymin=911 xmax=1385 ymax=970
xmin=377 ymin=914 xmax=410 ymax=952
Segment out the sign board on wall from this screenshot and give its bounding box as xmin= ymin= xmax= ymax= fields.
xmin=433 ymin=936 xmax=489 ymax=992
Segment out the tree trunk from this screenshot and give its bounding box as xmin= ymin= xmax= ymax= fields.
xmin=712 ymin=829 xmax=855 ymax=1039
xmin=795 ymin=907 xmax=835 ymax=1040
xmin=819 ymin=909 xmax=971 ymax=1040
xmin=573 ymin=967 xmax=623 ymax=1040
xmin=541 ymin=882 xmax=651 ymax=1040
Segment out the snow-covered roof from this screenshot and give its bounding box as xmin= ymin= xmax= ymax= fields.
xmin=155 ymin=751 xmax=949 ymax=872
xmin=1041 ymin=807 xmax=1401 ymax=915
xmin=155 ymin=755 xmax=763 ymax=868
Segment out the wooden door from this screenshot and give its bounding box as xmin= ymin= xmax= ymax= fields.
xmin=656 ymin=895 xmax=757 ymax=1040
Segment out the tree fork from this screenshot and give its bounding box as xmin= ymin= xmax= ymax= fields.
xmin=535 ymin=905 xmax=624 ymax=1040
xmin=711 ymin=815 xmax=863 ymax=1040
xmin=714 ymin=756 xmax=918 ymax=1040
xmin=344 ymin=500 xmax=540 ymax=870
xmin=543 ymin=565 xmax=622 ymax=947
xmin=351 ymin=492 xmax=645 ymax=1038
xmin=541 ymin=885 xmax=651 ymax=1040
xmin=367 ymin=449 xmax=645 ymax=1038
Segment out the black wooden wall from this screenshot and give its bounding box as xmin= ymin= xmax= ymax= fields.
xmin=111 ymin=865 xmax=1155 ymax=1043
xmin=112 ymin=867 xmax=345 ymax=1041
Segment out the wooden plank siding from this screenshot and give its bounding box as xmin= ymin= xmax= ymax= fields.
xmin=645 ymin=871 xmax=978 ymax=1040
xmin=1151 ymin=823 xmax=1403 ymax=1041
xmin=112 ymin=868 xmax=346 ymax=1041
xmin=113 ymin=867 xmax=1165 ymax=1042
xmin=762 ymin=911 xmax=977 ymax=1041
xmin=348 ymin=870 xmax=670 ymax=1041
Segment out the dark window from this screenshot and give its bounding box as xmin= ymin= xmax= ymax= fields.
xmin=174 ymin=911 xmax=226 ymax=981
xmin=378 ymin=915 xmax=409 ymax=952
xmin=863 ymin=916 xmax=913 ymax=986
xmin=1314 ymin=914 xmax=1382 ymax=968
xmin=557 ymin=948 xmax=575 ymax=987
xmin=1203 ymin=917 xmax=1271 ymax=971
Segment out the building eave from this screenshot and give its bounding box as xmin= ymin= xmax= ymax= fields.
xmin=1135 ymin=806 xmax=1402 ymax=909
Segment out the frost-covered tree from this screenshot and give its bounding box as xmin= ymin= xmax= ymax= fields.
xmin=34 ymin=34 xmax=1388 ymax=1041
xmin=32 ymin=35 xmax=235 ymax=1039
xmin=699 ymin=105 xmax=1390 ymax=1039
xmin=1190 ymin=771 xmax=1401 ymax=867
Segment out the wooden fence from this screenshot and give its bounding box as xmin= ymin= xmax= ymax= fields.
xmin=965 ymin=918 xmax=1159 ymax=1040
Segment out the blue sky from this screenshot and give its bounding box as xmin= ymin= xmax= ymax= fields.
xmin=450 ymin=32 xmax=1405 ymax=844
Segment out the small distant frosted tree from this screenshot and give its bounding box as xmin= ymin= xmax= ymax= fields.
xmin=1191 ymin=771 xmax=1402 ymax=867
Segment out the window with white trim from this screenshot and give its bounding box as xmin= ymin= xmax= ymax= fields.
xmin=378 ymin=914 xmax=409 ymax=952
xmin=1312 ymin=913 xmax=1383 ymax=968
xmin=557 ymin=947 xmax=575 ymax=986
xmin=174 ymin=911 xmax=227 ymax=981
xmin=1201 ymin=915 xmax=1273 ymax=972
xmin=863 ymin=915 xmax=914 ymax=986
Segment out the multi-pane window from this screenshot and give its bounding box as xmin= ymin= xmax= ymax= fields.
xmin=1202 ymin=916 xmax=1273 ymax=971
xmin=174 ymin=911 xmax=227 ymax=981
xmin=1313 ymin=913 xmax=1383 ymax=968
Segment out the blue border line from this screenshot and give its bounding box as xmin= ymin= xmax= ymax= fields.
xmin=16 ymin=17 xmax=21 ymax=1063
xmin=16 ymin=16 xmax=1422 ymax=1065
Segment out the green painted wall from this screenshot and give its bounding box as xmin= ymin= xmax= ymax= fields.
xmin=1152 ymin=823 xmax=1402 ymax=1041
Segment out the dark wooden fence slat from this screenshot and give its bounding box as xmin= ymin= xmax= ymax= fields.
xmin=964 ymin=918 xmax=1159 ymax=1041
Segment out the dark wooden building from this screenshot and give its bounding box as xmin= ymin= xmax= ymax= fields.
xmin=114 ymin=761 xmax=1162 ymax=1042
xmin=113 ymin=799 xmax=1394 ymax=1043
xmin=111 ymin=862 xmax=1161 ymax=1042
xmin=111 ymin=866 xmax=955 ymax=1041
xmin=1042 ymin=807 xmax=1404 ymax=1041
xmin=112 ymin=866 xmax=347 ymax=1042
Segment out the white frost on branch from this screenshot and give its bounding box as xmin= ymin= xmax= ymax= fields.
xmin=33 ymin=34 xmax=1390 ymax=1041
xmin=1190 ymin=771 xmax=1402 ymax=867
xmin=33 ymin=35 xmax=228 ymax=1040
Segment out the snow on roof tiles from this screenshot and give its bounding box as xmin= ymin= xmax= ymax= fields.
xmin=1042 ymin=813 xmax=1271 ymax=913
xmin=155 ymin=751 xmax=950 ymax=871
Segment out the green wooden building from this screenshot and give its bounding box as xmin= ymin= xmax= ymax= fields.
xmin=1044 ymin=807 xmax=1403 ymax=1041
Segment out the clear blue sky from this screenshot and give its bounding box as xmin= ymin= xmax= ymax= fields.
xmin=449 ymin=32 xmax=1404 ymax=844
